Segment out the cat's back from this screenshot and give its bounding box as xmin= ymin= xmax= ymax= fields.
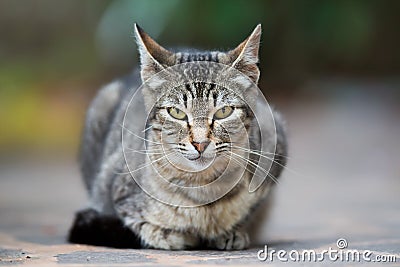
xmin=80 ymin=71 xmax=141 ymax=191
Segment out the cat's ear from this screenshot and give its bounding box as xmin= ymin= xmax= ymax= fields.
xmin=227 ymin=24 xmax=261 ymax=84
xmin=134 ymin=24 xmax=175 ymax=82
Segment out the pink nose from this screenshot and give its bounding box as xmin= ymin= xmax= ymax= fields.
xmin=191 ymin=141 xmax=210 ymax=153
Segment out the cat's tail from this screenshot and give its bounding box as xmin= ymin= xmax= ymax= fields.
xmin=68 ymin=208 xmax=143 ymax=249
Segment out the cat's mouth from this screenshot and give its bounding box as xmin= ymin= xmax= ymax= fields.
xmin=185 ymin=150 xmax=216 ymax=161
xmin=164 ymin=151 xmax=216 ymax=172
xmin=187 ymin=155 xmax=201 ymax=161
xmin=184 ymin=152 xmax=215 ymax=164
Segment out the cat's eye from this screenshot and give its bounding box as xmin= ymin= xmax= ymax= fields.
xmin=214 ymin=106 xmax=234 ymax=119
xmin=167 ymin=107 xmax=187 ymax=120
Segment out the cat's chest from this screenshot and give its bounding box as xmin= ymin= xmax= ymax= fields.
xmin=145 ymin=184 xmax=265 ymax=238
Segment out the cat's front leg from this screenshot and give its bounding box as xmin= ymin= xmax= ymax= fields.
xmin=115 ymin=198 xmax=199 ymax=250
xmin=212 ymin=230 xmax=250 ymax=250
xmin=138 ymin=222 xmax=199 ymax=250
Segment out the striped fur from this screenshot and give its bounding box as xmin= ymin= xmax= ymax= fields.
xmin=68 ymin=24 xmax=287 ymax=250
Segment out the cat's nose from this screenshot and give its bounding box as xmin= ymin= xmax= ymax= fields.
xmin=191 ymin=141 xmax=210 ymax=153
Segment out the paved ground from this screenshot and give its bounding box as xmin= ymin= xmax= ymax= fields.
xmin=1 ymin=81 xmax=399 ymax=266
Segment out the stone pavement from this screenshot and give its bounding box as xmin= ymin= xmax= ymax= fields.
xmin=1 ymin=88 xmax=399 ymax=266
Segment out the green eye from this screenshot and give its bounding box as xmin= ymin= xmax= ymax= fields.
xmin=167 ymin=107 xmax=187 ymax=120
xmin=214 ymin=106 xmax=233 ymax=119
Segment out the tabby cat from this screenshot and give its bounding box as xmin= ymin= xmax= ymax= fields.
xmin=68 ymin=24 xmax=287 ymax=250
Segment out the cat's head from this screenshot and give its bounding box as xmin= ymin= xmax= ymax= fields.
xmin=134 ymin=24 xmax=261 ymax=174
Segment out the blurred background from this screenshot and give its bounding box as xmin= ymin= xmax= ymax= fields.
xmin=0 ymin=0 xmax=399 ymax=248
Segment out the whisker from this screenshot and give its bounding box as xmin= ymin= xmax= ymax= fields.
xmin=123 ymin=147 xmax=164 ymax=155
xmin=221 ymin=153 xmax=279 ymax=185
xmin=231 ymin=151 xmax=279 ymax=184
xmin=229 ymin=145 xmax=290 ymax=159
xmin=131 ymin=152 xmax=176 ymax=173
xmin=123 ymin=147 xmax=163 ymax=151
xmin=229 ymin=146 xmax=304 ymax=177
xmin=142 ymin=125 xmax=153 ymax=132
xmin=221 ymin=154 xmax=256 ymax=175
xmin=114 ymin=151 xmax=175 ymax=175
xmin=120 ymin=124 xmax=163 ymax=145
xmin=229 ymin=151 xmax=279 ymax=184
xmin=231 ymin=146 xmax=285 ymax=163
xmin=124 ymin=150 xmax=165 ymax=155
xmin=121 ymin=124 xmax=176 ymax=145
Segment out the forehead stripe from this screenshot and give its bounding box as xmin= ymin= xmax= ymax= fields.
xmin=212 ymin=92 xmax=218 ymax=107
xmin=205 ymin=83 xmax=216 ymax=98
xmin=194 ymin=82 xmax=207 ymax=98
xmin=185 ymin=84 xmax=194 ymax=98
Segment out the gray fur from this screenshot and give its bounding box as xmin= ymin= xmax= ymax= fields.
xmin=78 ymin=24 xmax=287 ymax=250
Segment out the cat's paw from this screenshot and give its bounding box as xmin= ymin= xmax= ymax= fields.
xmin=73 ymin=208 xmax=100 ymax=226
xmin=68 ymin=208 xmax=141 ymax=248
xmin=140 ymin=223 xmax=198 ymax=250
xmin=214 ymin=231 xmax=250 ymax=250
